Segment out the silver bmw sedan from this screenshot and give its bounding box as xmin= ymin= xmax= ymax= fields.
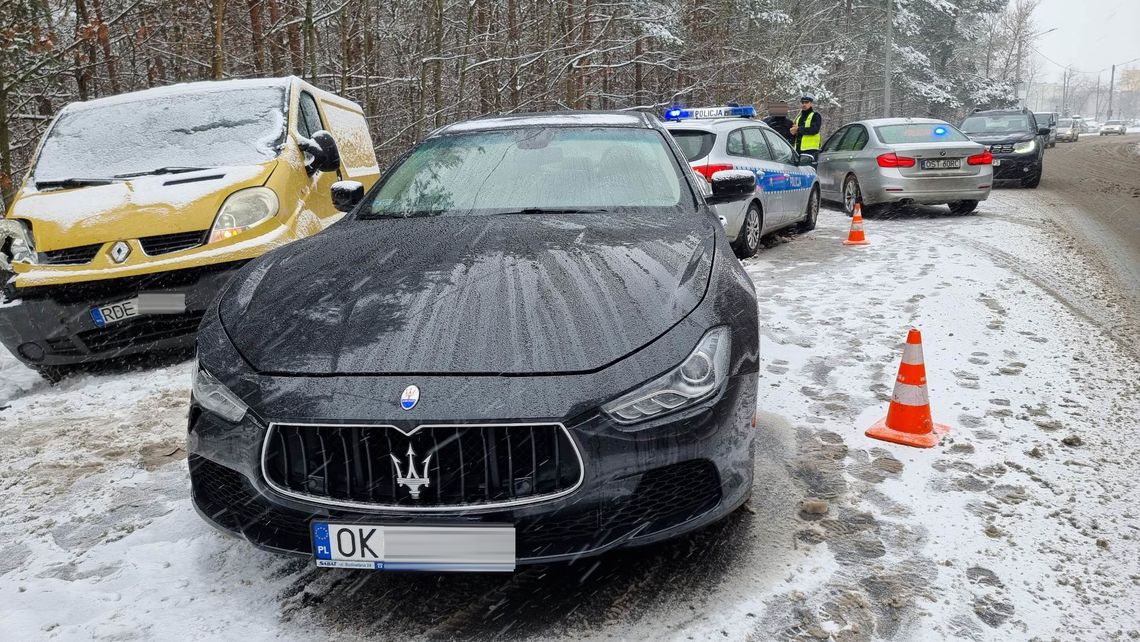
xmin=816 ymin=118 xmax=993 ymax=215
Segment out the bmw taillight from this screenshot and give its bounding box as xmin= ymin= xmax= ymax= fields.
xmin=876 ymin=153 xmax=916 ymax=168
xmin=967 ymin=150 xmax=993 ymax=165
xmin=693 ymin=163 xmax=734 ymax=183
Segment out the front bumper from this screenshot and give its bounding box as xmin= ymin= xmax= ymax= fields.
xmin=0 ymin=262 xmax=245 ymax=367
xmin=991 ymin=154 xmax=1041 ymax=180
xmin=188 ymin=373 xmax=758 ymax=565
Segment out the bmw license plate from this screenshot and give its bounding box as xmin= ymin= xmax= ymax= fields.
xmin=311 ymin=522 xmax=516 ymax=572
xmin=90 ymin=293 xmax=185 ymax=327
xmin=920 ymin=158 xmax=962 ymax=170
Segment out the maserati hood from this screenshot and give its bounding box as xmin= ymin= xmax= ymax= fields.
xmin=219 ymin=212 xmax=715 ymax=375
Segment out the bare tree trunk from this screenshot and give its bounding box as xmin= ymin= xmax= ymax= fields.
xmin=212 ymin=0 xmax=226 ymax=79
xmin=249 ymin=0 xmax=266 ymax=73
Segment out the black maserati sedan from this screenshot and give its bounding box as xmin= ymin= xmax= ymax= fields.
xmin=188 ymin=111 xmax=760 ymax=571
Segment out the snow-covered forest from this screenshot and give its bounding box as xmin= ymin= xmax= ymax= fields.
xmin=1 ymin=0 xmax=1041 ymax=206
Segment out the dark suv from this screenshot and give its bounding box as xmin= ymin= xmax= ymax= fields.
xmin=959 ymin=108 xmax=1049 ymax=188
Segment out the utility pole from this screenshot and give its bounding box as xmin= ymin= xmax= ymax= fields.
xmin=1094 ymin=73 xmax=1101 ymax=120
xmin=1106 ymin=64 xmax=1116 ymax=121
xmin=883 ymin=0 xmax=893 ymax=117
xmin=1061 ymin=66 xmax=1069 ymax=116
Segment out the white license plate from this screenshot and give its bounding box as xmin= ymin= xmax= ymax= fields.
xmin=920 ymin=158 xmax=962 ymax=170
xmin=312 ymin=522 xmax=516 ymax=572
xmin=89 ymin=293 xmax=186 ymax=327
xmin=992 ymin=159 xmax=1002 ymax=166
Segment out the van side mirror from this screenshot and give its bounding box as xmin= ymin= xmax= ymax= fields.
xmin=331 ymin=180 xmax=364 ymax=212
xmin=301 ymin=130 xmax=341 ymax=175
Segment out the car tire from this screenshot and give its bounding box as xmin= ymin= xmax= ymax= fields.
xmin=732 ymin=202 xmax=762 ymax=259
xmin=34 ymin=365 xmax=74 ymax=384
xmin=949 ymin=200 xmax=978 ymax=215
xmin=795 ymin=186 xmax=820 ymax=232
xmin=1021 ymin=170 xmax=1042 ymax=188
xmin=842 ymin=175 xmax=862 ymax=217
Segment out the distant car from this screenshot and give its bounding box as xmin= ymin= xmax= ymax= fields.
xmin=815 ymin=118 xmax=992 ymax=215
xmin=1034 ymin=112 xmax=1058 ymax=148
xmin=1099 ymin=120 xmax=1127 ymax=135
xmin=662 ymin=105 xmax=820 ymax=258
xmin=960 ymin=108 xmax=1048 ymax=188
xmin=1081 ymin=120 xmax=1098 ymax=134
xmin=1055 ymin=118 xmax=1080 ymax=142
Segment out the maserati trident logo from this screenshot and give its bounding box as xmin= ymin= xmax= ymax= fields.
xmin=400 ymin=384 xmax=420 ymax=410
xmin=391 ymin=445 xmax=431 ymax=499
xmin=109 ymin=241 xmax=131 ymax=264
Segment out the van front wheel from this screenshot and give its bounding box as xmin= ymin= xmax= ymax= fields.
xmin=35 ymin=365 xmax=75 ymax=384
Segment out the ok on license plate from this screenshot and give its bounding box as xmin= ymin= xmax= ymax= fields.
xmin=312 ymin=522 xmax=516 ymax=572
xmin=920 ymin=158 xmax=962 ymax=170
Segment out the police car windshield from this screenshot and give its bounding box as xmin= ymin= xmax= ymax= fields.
xmin=360 ymin=127 xmax=687 ymax=218
xmin=960 ymin=114 xmax=1032 ymax=135
xmin=33 ymin=87 xmax=287 ymax=184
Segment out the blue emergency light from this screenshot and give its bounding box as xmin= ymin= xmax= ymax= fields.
xmin=933 ymin=126 xmax=948 ymax=136
xmin=664 ymin=105 xmax=756 ymax=121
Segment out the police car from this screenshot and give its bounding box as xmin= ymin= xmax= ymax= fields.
xmin=663 ymin=105 xmax=820 ymax=258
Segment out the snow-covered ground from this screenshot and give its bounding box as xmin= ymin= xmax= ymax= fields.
xmin=1 ymin=188 xmax=1137 ymax=640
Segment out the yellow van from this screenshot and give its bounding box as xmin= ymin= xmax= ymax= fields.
xmin=0 ymin=77 xmax=380 ymax=381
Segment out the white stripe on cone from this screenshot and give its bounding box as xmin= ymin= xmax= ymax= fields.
xmin=892 ymin=382 xmax=930 ymax=406
xmin=901 ymin=343 xmax=924 ymax=365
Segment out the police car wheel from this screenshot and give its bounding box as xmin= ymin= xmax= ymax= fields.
xmin=796 ymin=187 xmax=820 ymax=232
xmin=732 ymin=203 xmax=762 ymax=259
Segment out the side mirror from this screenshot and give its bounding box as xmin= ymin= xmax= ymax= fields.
xmin=706 ymin=169 xmax=755 ymax=205
xmin=1038 ymin=127 xmax=1050 ymax=136
xmin=331 ymin=180 xmax=364 ymax=212
xmin=301 ymin=130 xmax=341 ymax=174
xmin=798 ymin=153 xmax=816 ymax=166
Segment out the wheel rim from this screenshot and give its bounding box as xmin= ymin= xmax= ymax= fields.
xmin=844 ymin=180 xmax=857 ymax=212
xmin=809 ymin=190 xmax=819 ymax=223
xmin=746 ymin=209 xmax=760 ymax=248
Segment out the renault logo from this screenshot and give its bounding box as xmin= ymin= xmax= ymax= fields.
xmin=109 ymin=241 xmax=131 ymax=264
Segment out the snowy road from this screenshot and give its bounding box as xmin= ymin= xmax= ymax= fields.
xmin=1 ymin=185 xmax=1138 ymax=640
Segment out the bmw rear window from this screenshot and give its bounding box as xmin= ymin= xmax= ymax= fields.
xmin=874 ymin=124 xmax=970 ymax=144
xmin=668 ymin=129 xmax=716 ymax=161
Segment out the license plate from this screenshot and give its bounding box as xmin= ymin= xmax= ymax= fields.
xmin=992 ymin=159 xmax=1002 ymax=166
xmin=920 ymin=158 xmax=962 ymax=170
xmin=90 ymin=293 xmax=186 ymax=327
xmin=311 ymin=522 xmax=516 ymax=572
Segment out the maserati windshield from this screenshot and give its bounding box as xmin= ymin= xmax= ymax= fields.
xmin=360 ymin=127 xmax=689 ymax=218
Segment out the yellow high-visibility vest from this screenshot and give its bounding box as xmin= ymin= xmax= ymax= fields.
xmin=799 ymin=111 xmax=821 ymax=151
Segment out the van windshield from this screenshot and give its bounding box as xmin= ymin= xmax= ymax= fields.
xmin=33 ymin=86 xmax=288 ymax=184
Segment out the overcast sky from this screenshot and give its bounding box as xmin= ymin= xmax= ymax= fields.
xmin=1032 ymin=0 xmax=1140 ymax=83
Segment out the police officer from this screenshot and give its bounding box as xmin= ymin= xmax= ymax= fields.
xmin=790 ymin=94 xmax=823 ymax=160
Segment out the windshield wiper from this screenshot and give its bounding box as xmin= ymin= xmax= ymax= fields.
xmin=113 ymin=166 xmax=212 ymax=179
xmin=35 ymin=177 xmax=118 ymax=189
xmin=497 ymin=207 xmax=610 ymax=215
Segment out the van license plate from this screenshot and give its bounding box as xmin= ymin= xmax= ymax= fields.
xmin=311 ymin=522 xmax=516 ymax=572
xmin=90 ymin=298 xmax=139 ymax=327
xmin=920 ymin=159 xmax=962 ymax=170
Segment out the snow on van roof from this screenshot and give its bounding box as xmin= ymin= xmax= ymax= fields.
xmin=65 ymin=78 xmax=293 ymax=112
xmin=438 ymin=112 xmax=648 ymax=134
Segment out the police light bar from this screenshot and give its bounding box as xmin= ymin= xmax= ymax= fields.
xmin=664 ymin=105 xmax=756 ymax=121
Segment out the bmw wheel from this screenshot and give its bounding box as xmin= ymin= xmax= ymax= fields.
xmin=732 ymin=203 xmax=762 ymax=259
xmin=842 ymin=175 xmax=861 ymax=217
xmin=796 ymin=186 xmax=820 ymax=232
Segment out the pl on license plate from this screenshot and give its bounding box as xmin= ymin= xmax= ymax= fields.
xmin=311 ymin=522 xmax=516 ymax=572
xmin=921 ymin=158 xmax=962 ymax=170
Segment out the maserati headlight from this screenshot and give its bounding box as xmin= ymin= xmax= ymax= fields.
xmin=1012 ymin=139 xmax=1037 ymax=154
xmin=192 ymin=363 xmax=248 ymax=422
xmin=0 ymin=219 xmax=36 ymax=264
xmin=602 ymin=326 xmax=731 ymax=425
xmin=209 ymin=187 xmax=279 ymax=243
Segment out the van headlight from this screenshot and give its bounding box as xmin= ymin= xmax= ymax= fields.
xmin=192 ymin=363 xmax=249 ymax=422
xmin=0 ymin=219 xmax=36 ymax=265
xmin=1012 ymin=139 xmax=1037 ymax=154
xmin=209 ymin=187 xmax=279 ymax=243
xmin=602 ymin=326 xmax=731 ymax=425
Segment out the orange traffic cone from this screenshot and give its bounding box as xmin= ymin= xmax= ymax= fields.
xmin=843 ymin=203 xmax=870 ymax=246
xmin=866 ymin=329 xmax=950 ymax=448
